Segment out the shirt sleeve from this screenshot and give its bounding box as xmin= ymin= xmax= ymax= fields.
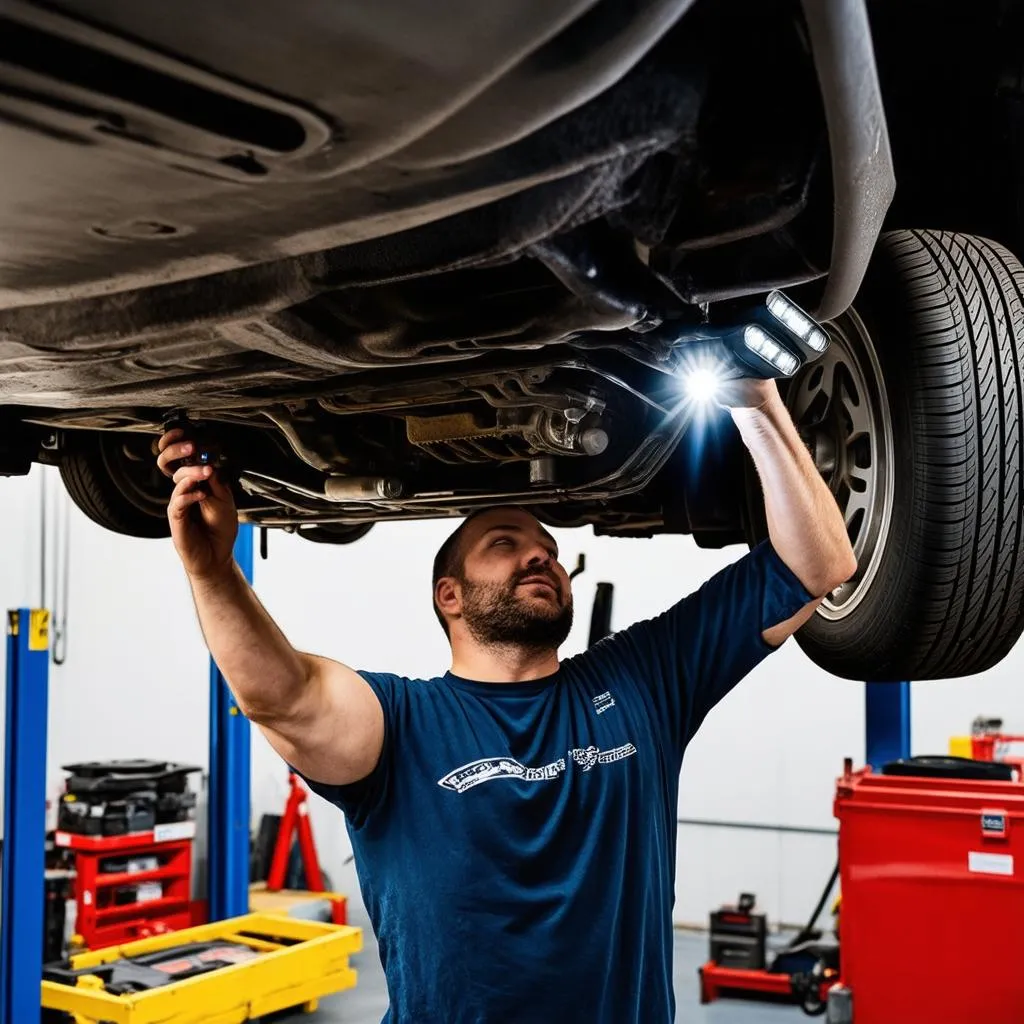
xmin=290 ymin=670 xmax=400 ymax=830
xmin=587 ymin=541 xmax=814 ymax=760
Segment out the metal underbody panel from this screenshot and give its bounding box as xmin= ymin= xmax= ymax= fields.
xmin=0 ymin=0 xmax=894 ymax=537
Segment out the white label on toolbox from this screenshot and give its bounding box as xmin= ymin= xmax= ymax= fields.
xmin=135 ymin=882 xmax=163 ymax=903
xmin=153 ymin=821 xmax=196 ymax=842
xmin=968 ymin=851 xmax=1014 ymax=876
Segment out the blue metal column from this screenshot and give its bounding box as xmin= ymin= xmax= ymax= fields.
xmin=2 ymin=608 xmax=50 ymax=1024
xmin=208 ymin=526 xmax=254 ymax=921
xmin=865 ymin=681 xmax=911 ymax=769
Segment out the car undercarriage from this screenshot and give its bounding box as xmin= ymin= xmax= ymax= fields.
xmin=0 ymin=0 xmax=881 ymax=542
xmin=5 ymin=0 xmax=1024 ymax=681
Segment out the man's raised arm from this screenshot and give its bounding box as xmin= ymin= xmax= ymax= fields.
xmin=157 ymin=428 xmax=383 ymax=787
xmin=726 ymin=379 xmax=857 ymax=646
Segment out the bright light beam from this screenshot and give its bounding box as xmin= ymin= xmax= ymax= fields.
xmin=683 ymin=367 xmax=722 ymax=404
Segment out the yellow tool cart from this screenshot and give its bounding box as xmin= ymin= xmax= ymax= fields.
xmin=41 ymin=912 xmax=361 ymax=1024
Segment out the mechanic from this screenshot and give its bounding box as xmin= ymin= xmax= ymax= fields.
xmin=156 ymin=376 xmax=855 ymax=1024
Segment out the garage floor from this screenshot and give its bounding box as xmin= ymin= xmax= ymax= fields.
xmin=273 ymin=898 xmax=804 ymax=1024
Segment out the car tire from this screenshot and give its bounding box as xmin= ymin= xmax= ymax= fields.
xmin=762 ymin=229 xmax=1024 ymax=681
xmin=60 ymin=432 xmax=172 ymax=539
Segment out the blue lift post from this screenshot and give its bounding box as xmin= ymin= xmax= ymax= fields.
xmin=865 ymin=681 xmax=911 ymax=769
xmin=2 ymin=608 xmax=51 ymax=1024
xmin=207 ymin=525 xmax=254 ymax=921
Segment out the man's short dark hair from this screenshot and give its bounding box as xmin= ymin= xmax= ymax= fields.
xmin=431 ymin=506 xmax=528 ymax=636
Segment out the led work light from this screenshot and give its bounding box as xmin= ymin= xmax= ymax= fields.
xmin=676 ymin=290 xmax=831 ymax=403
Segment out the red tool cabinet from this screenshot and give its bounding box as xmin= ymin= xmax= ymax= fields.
xmin=834 ymin=765 xmax=1024 ymax=1024
xmin=54 ymin=825 xmax=195 ymax=949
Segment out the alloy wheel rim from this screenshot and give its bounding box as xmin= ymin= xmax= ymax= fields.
xmin=102 ymin=435 xmax=172 ymax=517
xmin=785 ymin=307 xmax=894 ymax=621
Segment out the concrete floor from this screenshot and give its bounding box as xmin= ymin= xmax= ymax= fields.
xmin=272 ymin=899 xmax=805 ymax=1024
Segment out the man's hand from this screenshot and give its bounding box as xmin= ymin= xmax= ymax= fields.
xmin=157 ymin=427 xmax=237 ymax=580
xmin=156 ymin=426 xmax=384 ymax=788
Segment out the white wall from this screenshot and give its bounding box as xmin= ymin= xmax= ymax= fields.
xmin=0 ymin=468 xmax=42 ymax=817
xmin=0 ymin=466 xmax=209 ymax=825
xmin=3 ymin=469 xmax=1024 ymax=929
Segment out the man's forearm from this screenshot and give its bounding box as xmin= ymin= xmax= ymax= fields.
xmin=189 ymin=564 xmax=310 ymax=721
xmin=731 ymin=390 xmax=856 ymax=596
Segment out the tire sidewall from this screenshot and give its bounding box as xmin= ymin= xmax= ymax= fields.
xmin=793 ymin=243 xmax=923 ymax=679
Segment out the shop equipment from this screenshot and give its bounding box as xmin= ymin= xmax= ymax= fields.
xmin=40 ymin=912 xmax=361 ymax=1024
xmin=834 ymin=755 xmax=1024 ymax=1023
xmin=54 ymin=826 xmax=195 ymax=949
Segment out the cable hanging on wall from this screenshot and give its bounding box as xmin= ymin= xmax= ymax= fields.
xmin=51 ymin=480 xmax=71 ymax=666
xmin=38 ymin=467 xmax=72 ymax=666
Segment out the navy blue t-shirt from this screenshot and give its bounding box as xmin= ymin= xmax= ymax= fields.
xmin=302 ymin=541 xmax=812 ymax=1023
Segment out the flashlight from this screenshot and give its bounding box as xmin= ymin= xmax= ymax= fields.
xmin=161 ymin=412 xmax=228 ymax=488
xmin=674 ymin=290 xmax=830 ymax=402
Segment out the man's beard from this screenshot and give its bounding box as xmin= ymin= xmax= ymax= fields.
xmin=458 ymin=570 xmax=573 ymax=651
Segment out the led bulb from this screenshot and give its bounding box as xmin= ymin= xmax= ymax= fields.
xmin=806 ymin=326 xmax=829 ymax=353
xmin=767 ymin=291 xmax=830 ymax=352
xmin=744 ymin=325 xmax=780 ymax=358
xmin=684 ymin=367 xmax=721 ymax=403
xmin=773 ymin=350 xmax=799 ymax=375
xmin=743 ymin=325 xmax=799 ymax=376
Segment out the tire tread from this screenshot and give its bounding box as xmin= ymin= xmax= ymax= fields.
xmin=59 ymin=437 xmax=171 ymax=539
xmin=797 ymin=229 xmax=1024 ymax=679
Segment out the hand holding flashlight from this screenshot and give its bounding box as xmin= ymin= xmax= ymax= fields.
xmin=156 ymin=418 xmax=238 ymax=576
xmin=160 ymin=413 xmax=228 ymax=492
xmin=698 ymin=376 xmax=778 ymax=410
xmin=675 ymin=291 xmax=830 ymax=407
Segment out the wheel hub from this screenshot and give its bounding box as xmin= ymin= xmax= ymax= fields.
xmin=809 ymin=429 xmax=838 ymax=477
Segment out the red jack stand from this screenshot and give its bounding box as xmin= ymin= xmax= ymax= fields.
xmin=261 ymin=772 xmax=347 ymax=926
xmin=267 ymin=773 xmax=324 ymax=893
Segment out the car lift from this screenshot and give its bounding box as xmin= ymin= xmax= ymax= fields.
xmin=1 ymin=607 xmax=51 ymax=1023
xmin=207 ymin=525 xmax=255 ymax=924
xmin=1 ymin=525 xmax=359 ymax=1024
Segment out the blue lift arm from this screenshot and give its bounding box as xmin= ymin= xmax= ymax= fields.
xmin=1 ymin=522 xmax=257 ymax=1024
xmin=865 ymin=681 xmax=911 ymax=769
xmin=2 ymin=608 xmax=51 ymax=1024
xmin=207 ymin=525 xmax=255 ymax=922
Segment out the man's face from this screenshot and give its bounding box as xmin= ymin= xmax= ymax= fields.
xmin=450 ymin=509 xmax=574 ymax=650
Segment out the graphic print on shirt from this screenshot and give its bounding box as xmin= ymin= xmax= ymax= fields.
xmin=569 ymin=743 xmax=637 ymax=771
xmin=437 ymin=743 xmax=636 ymax=792
xmin=591 ymin=691 xmax=616 ymax=715
xmin=437 ymin=756 xmax=567 ymax=793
